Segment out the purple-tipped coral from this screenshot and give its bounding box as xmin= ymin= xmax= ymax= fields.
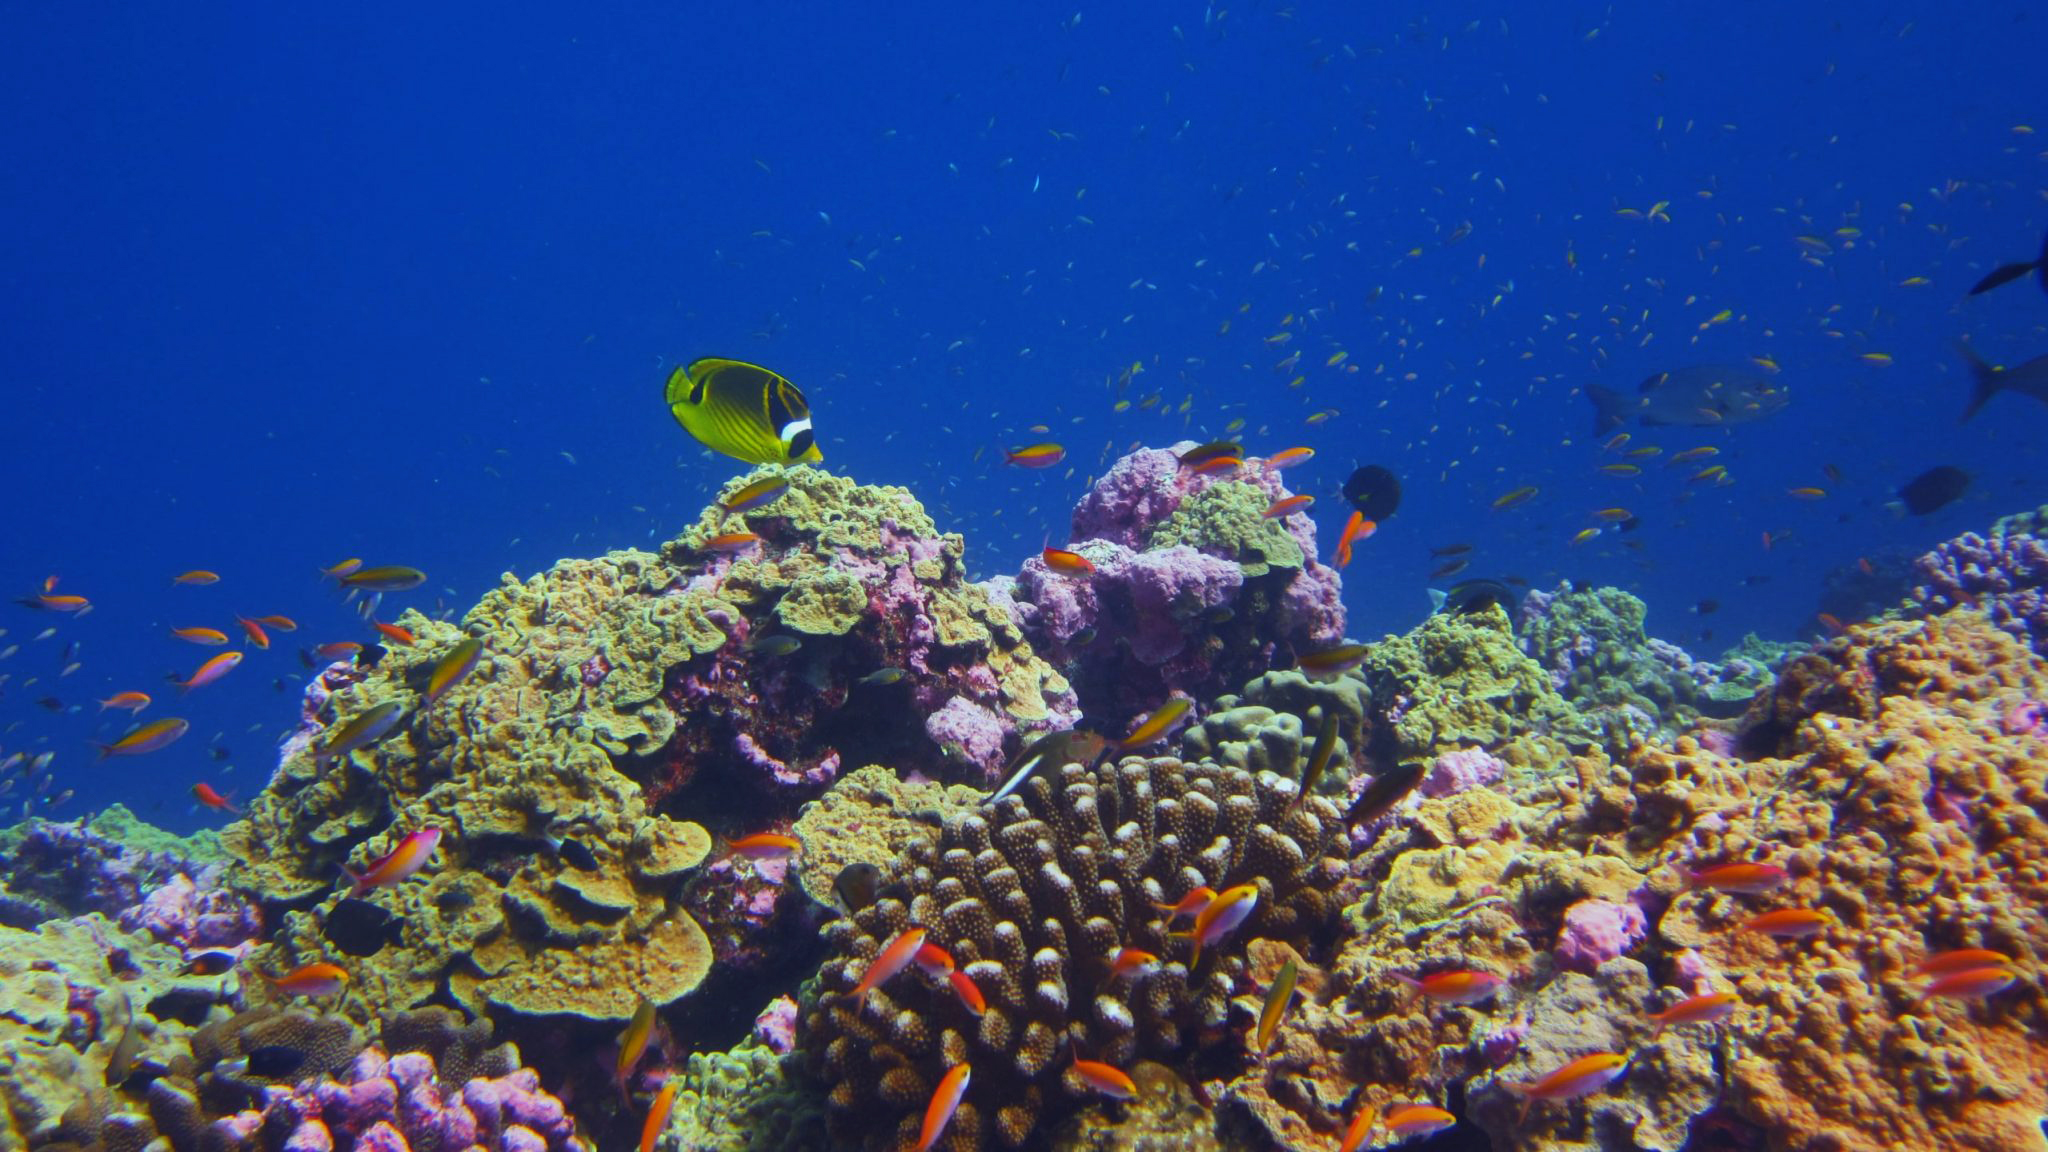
xmin=1912 ymin=530 xmax=2048 ymax=656
xmin=242 ymin=1046 xmax=587 ymax=1152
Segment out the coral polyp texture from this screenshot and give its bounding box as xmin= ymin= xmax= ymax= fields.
xmin=1002 ymin=447 xmax=1344 ymax=723
xmin=802 ymin=753 xmax=1350 ymax=1151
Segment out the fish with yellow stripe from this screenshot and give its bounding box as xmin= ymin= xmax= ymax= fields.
xmin=665 ymin=358 xmax=822 ymax=465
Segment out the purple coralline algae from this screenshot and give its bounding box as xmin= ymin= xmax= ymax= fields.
xmin=1913 ymin=529 xmax=2048 ymax=656
xmin=251 ymin=1046 xmax=587 ymax=1152
xmin=1553 ymin=898 xmax=1649 ymax=974
xmin=1421 ymin=746 xmax=1506 ymax=797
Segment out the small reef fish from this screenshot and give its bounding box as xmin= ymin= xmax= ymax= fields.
xmin=317 ymin=701 xmax=405 ymax=763
xmin=746 ymin=633 xmax=801 ymax=657
xmin=1492 ymin=486 xmax=1539 ymax=510
xmin=1395 ymin=969 xmax=1505 ymax=1007
xmin=916 ymin=1063 xmax=970 ymax=1152
xmin=1915 ymin=948 xmax=2013 ymax=975
xmin=175 ymin=651 xmax=243 ymax=693
xmin=1646 ymin=991 xmax=1739 ymax=1032
xmin=171 ymin=627 xmax=230 ymax=646
xmin=1263 ymin=494 xmax=1314 ymax=519
xmin=722 ymin=476 xmax=790 ymax=515
xmin=253 ymin=614 xmax=298 ymax=632
xmin=550 ymin=836 xmax=600 ymax=871
xmin=1332 ymin=511 xmax=1374 ymax=568
xmin=1739 ymin=909 xmax=1829 ymax=938
xmin=235 ymin=616 xmax=271 ymax=649
xmin=304 ymin=641 xmax=364 ymax=667
xmin=1173 ymin=882 xmax=1259 ymax=964
xmin=1336 ymin=1103 xmax=1379 ymax=1152
xmin=1042 ymin=547 xmax=1095 ymax=574
xmin=727 ymin=832 xmax=800 ymax=860
xmin=424 ymin=638 xmax=484 ymax=705
xmin=221 ymin=1044 xmax=308 ymax=1080
xmin=1263 ymin=446 xmax=1315 ymax=470
xmin=1502 ymin=1052 xmax=1630 ymax=1124
xmin=1176 ymin=441 xmax=1242 ymax=468
xmin=858 ymin=667 xmax=906 ymax=686
xmin=1116 ymin=697 xmax=1192 ymax=750
xmin=1916 ymin=966 xmax=2019 ymax=1004
xmin=701 ymin=531 xmax=764 ymax=553
xmin=1071 ymin=1059 xmax=1137 ymax=1099
xmin=17 ymin=593 xmax=91 ymax=613
xmin=641 ymin=1078 xmax=678 ymax=1152
xmin=1004 ymin=443 xmax=1067 ymax=468
xmin=832 ymin=862 xmax=882 ymax=912
xmin=97 ymin=691 xmax=151 ymax=713
xmin=1298 ymin=643 xmax=1368 ymax=679
xmin=1153 ymin=886 xmax=1217 ymax=924
xmin=340 ymin=566 xmax=428 ymax=593
xmin=1255 ymin=957 xmax=1298 ymax=1054
xmin=1104 ymin=947 xmax=1160 ymax=982
xmin=95 ymin=717 xmax=190 ymax=759
xmin=181 ymin=949 xmax=241 ymax=976
xmin=345 ymin=828 xmax=443 ymax=894
xmin=1286 ymin=711 xmax=1340 ymax=816
xmin=666 ymin=358 xmax=820 ymax=465
xmin=910 ymin=940 xmax=954 ymax=975
xmin=320 ymin=558 xmax=364 ymax=581
xmin=1382 ymin=1104 xmax=1457 ymax=1139
xmin=172 ymin=570 xmax=221 ymax=586
xmin=852 ymin=927 xmax=927 ymax=1000
xmin=268 ymin=961 xmax=350 ymax=997
xmin=1688 ymin=862 xmax=1790 ymax=894
xmin=370 ymin=619 xmax=416 ymax=647
xmin=617 ymin=995 xmax=657 ymax=1085
xmin=192 ymin=782 xmax=240 ymax=813
xmin=1345 ymin=762 xmax=1425 ymax=825
xmin=948 ymin=970 xmax=986 ymax=1016
xmin=1188 ymin=455 xmax=1241 ymax=476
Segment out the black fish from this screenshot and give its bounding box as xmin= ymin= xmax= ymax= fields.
xmin=1177 ymin=440 xmax=1243 ymax=467
xmin=224 ymin=1044 xmax=308 ymax=1080
xmin=554 ymin=836 xmax=600 ymax=871
xmin=181 ymin=949 xmax=240 ymax=976
xmin=1895 ymin=466 xmax=1970 ymax=516
xmin=1958 ymin=343 xmax=2048 ymax=422
xmin=1586 ymin=365 xmax=1789 ymax=435
xmin=323 ymin=896 xmax=400 ymax=956
xmin=1345 ymin=762 xmax=1425 ymax=825
xmin=1967 ymin=229 xmax=2048 ymax=297
xmin=1343 ymin=465 xmax=1402 ymax=521
xmin=832 ymin=862 xmax=882 ymax=912
xmin=1434 ymin=578 xmax=1519 ymax=618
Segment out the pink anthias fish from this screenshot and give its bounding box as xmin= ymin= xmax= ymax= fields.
xmin=344 ymin=828 xmax=443 ymax=894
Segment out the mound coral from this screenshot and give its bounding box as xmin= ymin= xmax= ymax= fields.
xmin=0 ymin=804 xmax=234 ymax=932
xmin=1913 ymin=528 xmax=2048 ymax=657
xmin=803 ymin=753 xmax=1350 ymax=1151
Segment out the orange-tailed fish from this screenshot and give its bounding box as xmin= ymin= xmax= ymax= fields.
xmin=1172 ymin=882 xmax=1258 ymax=964
xmin=253 ymin=614 xmax=299 ymax=632
xmin=948 ymin=969 xmax=987 ymax=1016
xmin=371 ymin=619 xmax=416 ymax=647
xmin=702 ymin=531 xmax=764 ymax=553
xmin=305 ymin=641 xmax=363 ymax=667
xmin=1116 ymin=697 xmax=1192 ymax=749
xmin=852 ymin=927 xmax=927 ymax=1000
xmin=424 ymin=638 xmax=484 ymax=704
xmin=1739 ymin=908 xmax=1829 ymax=938
xmin=1264 ymin=446 xmax=1315 ymax=470
xmin=174 ymin=651 xmax=242 ymax=693
xmin=1004 ymin=443 xmax=1067 ymax=468
xmin=617 ymin=995 xmax=657 ymax=1084
xmin=1071 ymin=1059 xmax=1137 ymax=1099
xmin=1332 ymin=511 xmax=1375 ymax=567
xmin=727 ymin=832 xmax=800 ymax=860
xmin=722 ymin=476 xmax=789 ymax=515
xmin=1687 ymin=861 xmax=1789 ymax=894
xmin=191 ymin=782 xmax=240 ymax=813
xmin=340 ymin=566 xmax=427 ymax=593
xmin=1153 ymin=886 xmax=1217 ymax=924
xmin=345 ymin=828 xmax=442 ymax=893
xmin=94 ymin=717 xmax=190 ymax=759
xmin=1492 ymin=486 xmax=1539 ymax=510
xmin=641 ymin=1077 xmax=678 ymax=1152
xmin=1105 ymin=947 xmax=1160 ymax=982
xmin=321 ymin=558 xmax=364 ymax=581
xmin=171 ymin=627 xmax=230 ymax=646
xmin=97 ymin=691 xmax=151 ymax=713
xmin=1394 ymin=969 xmax=1505 ymax=1006
xmin=1916 ymin=966 xmax=2019 ymax=1004
xmin=1646 ymin=991 xmax=1739 ymax=1031
xmin=1263 ymin=494 xmax=1314 ymax=519
xmin=1177 ymin=440 xmax=1242 ymax=467
xmin=913 ymin=941 xmax=956 ymax=976
xmin=318 ymin=700 xmax=405 ymax=763
xmin=916 ymin=1063 xmax=970 ymax=1152
xmin=235 ymin=616 xmax=271 ymax=650
xmin=1189 ymin=454 xmax=1243 ymax=476
xmin=1336 ymin=1102 xmax=1379 ymax=1152
xmin=1916 ymin=948 xmax=2014 ymax=976
xmin=17 ymin=593 xmax=91 ymax=613
xmin=172 ymin=570 xmax=220 ymax=586
xmin=268 ymin=961 xmax=349 ymax=997
xmin=1382 ymin=1104 xmax=1456 ymax=1139
xmin=1255 ymin=957 xmax=1298 ymax=1053
xmin=1298 ymin=643 xmax=1367 ymax=679
xmin=1502 ymin=1052 xmax=1630 ymax=1124
xmin=1043 ymin=547 xmax=1096 ymax=574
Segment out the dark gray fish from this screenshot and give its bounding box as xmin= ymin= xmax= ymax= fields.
xmin=1586 ymin=365 xmax=1789 ymax=435
xmin=181 ymin=949 xmax=240 ymax=976
xmin=1967 ymin=230 xmax=2048 ymax=297
xmin=833 ymin=862 xmax=882 ymax=912
xmin=552 ymin=836 xmax=600 ymax=871
xmin=984 ymin=729 xmax=1108 ymax=807
xmin=1345 ymin=762 xmax=1425 ymax=825
xmin=1895 ymin=466 xmax=1970 ymax=516
xmin=223 ymin=1044 xmax=308 ymax=1080
xmin=746 ymin=634 xmax=802 ymax=657
xmin=1959 ymin=344 xmax=2048 ymax=422
xmin=857 ymin=667 xmax=906 ymax=687
xmin=1431 ymin=578 xmax=1520 ymax=618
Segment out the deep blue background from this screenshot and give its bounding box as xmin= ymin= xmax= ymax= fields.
xmin=3 ymin=2 xmax=2043 ymax=832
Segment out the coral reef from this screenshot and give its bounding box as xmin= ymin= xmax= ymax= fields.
xmin=1913 ymin=528 xmax=2048 ymax=657
xmin=660 ymin=1027 xmax=828 ymax=1152
xmin=0 ymin=804 xmax=231 ymax=931
xmin=803 ymin=753 xmax=1350 ymax=1151
xmin=1001 ymin=447 xmax=1344 ymax=725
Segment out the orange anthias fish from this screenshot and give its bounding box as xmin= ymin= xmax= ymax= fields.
xmin=1502 ymin=1052 xmax=1630 ymax=1124
xmin=702 ymin=531 xmax=765 ymax=553
xmin=345 ymin=828 xmax=443 ymax=894
xmin=97 ymin=691 xmax=151 ymax=713
xmin=172 ymin=570 xmax=220 ymax=586
xmin=1153 ymin=886 xmax=1217 ymax=924
xmin=423 ymin=638 xmax=485 ymax=705
xmin=1263 ymin=494 xmax=1314 ymax=519
xmin=192 ymin=782 xmax=240 ymax=813
xmin=1004 ymin=443 xmax=1067 ymax=469
xmin=1382 ymin=1103 xmax=1456 ymax=1139
xmin=234 ymin=616 xmax=271 ymax=650
xmin=1646 ymin=991 xmax=1740 ymax=1032
xmin=175 ymin=651 xmax=244 ymax=693
xmin=1116 ymin=697 xmax=1192 ymax=749
xmin=1172 ymin=882 xmax=1259 ymax=964
xmin=916 ymin=1063 xmax=971 ymax=1152
xmin=371 ymin=619 xmax=416 ymax=647
xmin=253 ymin=614 xmax=299 ymax=632
xmin=728 ymin=832 xmax=800 ymax=860
xmin=1264 ymin=446 xmax=1315 ymax=470
xmin=1336 ymin=1102 xmax=1379 ymax=1152
xmin=1916 ymin=966 xmax=2019 ymax=1004
xmin=1298 ymin=643 xmax=1368 ymax=679
xmin=94 ymin=717 xmax=190 ymax=759
xmin=947 ymin=970 xmax=987 ymax=1016
xmin=1105 ymin=947 xmax=1161 ymax=981
xmin=852 ymin=927 xmax=928 ymax=1000
xmin=171 ymin=626 xmax=230 ymax=646
xmin=1394 ymin=969 xmax=1506 ymax=1007
xmin=640 ymin=1077 xmax=678 ymax=1152
xmin=1189 ymin=454 xmax=1243 ymax=476
xmin=913 ymin=941 xmax=956 ymax=976
xmin=1915 ymin=948 xmax=2014 ymax=976
xmin=321 ymin=558 xmax=364 ymax=581
xmin=1043 ymin=546 xmax=1096 ymax=575
xmin=617 ymin=995 xmax=657 ymax=1087
xmin=268 ymin=961 xmax=349 ymax=997
xmin=19 ymin=593 xmax=92 ymax=613
xmin=1071 ymin=1058 xmax=1137 ymax=1099
xmin=1687 ymin=861 xmax=1790 ymax=894
xmin=1332 ymin=511 xmax=1375 ymax=568
xmin=1740 ymin=909 xmax=1830 ymax=939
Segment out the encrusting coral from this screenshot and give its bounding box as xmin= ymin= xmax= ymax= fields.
xmin=802 ymin=753 xmax=1351 ymax=1151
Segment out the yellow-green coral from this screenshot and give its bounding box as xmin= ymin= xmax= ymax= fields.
xmin=1147 ymin=480 xmax=1304 ymax=577
xmin=663 ymin=1034 xmax=828 ymax=1152
xmin=1361 ymin=607 xmax=1590 ymax=769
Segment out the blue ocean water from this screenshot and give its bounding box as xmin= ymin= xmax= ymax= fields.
xmin=1 ymin=2 xmax=2042 ymax=834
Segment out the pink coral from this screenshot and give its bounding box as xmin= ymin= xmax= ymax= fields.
xmin=1422 ymin=747 xmax=1505 ymax=798
xmin=118 ymin=867 xmax=262 ymax=949
xmin=249 ymin=1046 xmax=585 ymax=1152
xmin=754 ymin=995 xmax=799 ymax=1055
xmin=1553 ymin=899 xmax=1647 ymax=974
xmin=925 ymin=696 xmax=1010 ymax=779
